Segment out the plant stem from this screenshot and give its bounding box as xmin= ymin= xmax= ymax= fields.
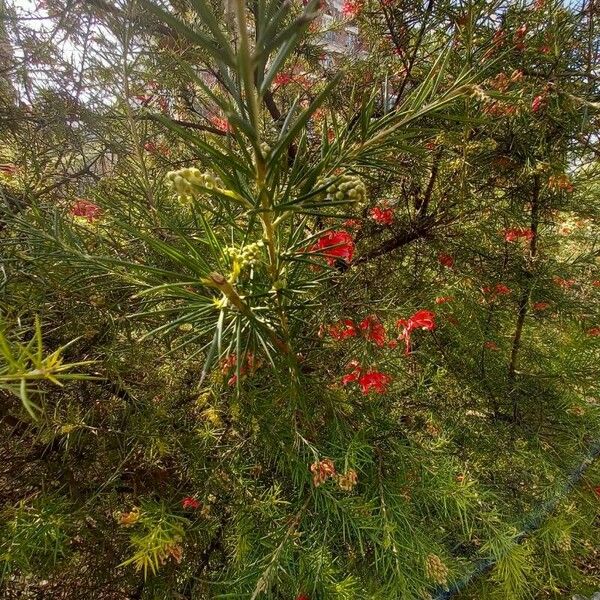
xmin=508 ymin=175 xmax=540 ymax=420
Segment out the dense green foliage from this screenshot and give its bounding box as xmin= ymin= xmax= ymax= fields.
xmin=1 ymin=0 xmax=600 ymax=598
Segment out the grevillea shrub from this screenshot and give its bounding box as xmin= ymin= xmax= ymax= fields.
xmin=1 ymin=0 xmax=600 ymax=598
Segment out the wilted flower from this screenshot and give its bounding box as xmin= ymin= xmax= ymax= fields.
xmin=533 ymin=301 xmax=550 ymax=311
xmin=70 ymin=199 xmax=101 ymax=222
xmin=337 ymin=468 xmax=358 ymax=491
xmin=553 ymin=276 xmax=575 ymax=289
xmin=548 ymin=173 xmax=573 ymax=192
xmin=117 ymin=507 xmax=140 ymax=527
xmin=531 ymin=95 xmax=545 ymax=113
xmin=0 ymin=163 xmax=18 ymax=177
xmin=310 ymin=458 xmax=336 ymax=486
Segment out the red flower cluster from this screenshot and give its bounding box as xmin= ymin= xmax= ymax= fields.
xmin=588 ymin=327 xmax=600 ymax=337
xmin=70 ymin=199 xmax=101 ymax=222
xmin=309 ymin=230 xmax=355 ymax=266
xmin=396 ymin=309 xmax=436 ymax=354
xmin=438 ymin=252 xmax=454 ymax=268
xmin=369 ymin=206 xmax=394 ymax=225
xmin=342 ymin=362 xmax=391 ymax=394
xmin=181 ymin=497 xmax=201 ymax=510
xmin=327 ymin=315 xmax=387 ymax=347
xmin=503 ymin=227 xmax=534 ymax=242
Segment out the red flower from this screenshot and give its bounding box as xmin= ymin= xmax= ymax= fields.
xmin=484 ymin=341 xmax=499 ymax=350
xmin=531 ymin=95 xmax=545 ymax=113
xmin=396 ymin=309 xmax=436 ymax=354
xmin=310 ymin=230 xmax=355 ymax=266
xmin=408 ymin=309 xmax=436 ymax=331
xmin=369 ymin=206 xmax=394 ymax=225
xmin=435 ymin=296 xmax=453 ymax=304
xmin=70 ymin=199 xmax=101 ymax=222
xmin=181 ymin=497 xmax=201 ymax=510
xmin=329 ymin=319 xmax=358 ymax=340
xmin=358 ymin=370 xmax=391 ymax=394
xmin=533 ymin=301 xmax=550 ymax=311
xmin=594 ymin=485 xmax=600 ymax=498
xmin=388 ymin=339 xmax=398 ymax=349
xmin=209 ymin=116 xmax=232 ymax=133
xmin=483 ymin=284 xmax=511 ymax=298
xmin=342 ymin=0 xmax=361 ymax=17
xmin=588 ymin=327 xmax=600 ymax=337
xmin=343 ymin=218 xmax=362 ymax=229
xmin=438 ymin=253 xmax=454 ymax=268
xmin=503 ymin=227 xmax=534 ymax=242
xmin=274 ymin=72 xmax=294 ymax=86
xmin=296 ymin=595 xmax=310 ymax=600
xmin=341 ymin=363 xmax=391 ymax=394
xmin=593 ymin=280 xmax=600 ymax=288
xmin=341 ymin=371 xmax=360 ymax=385
xmin=359 ymin=315 xmax=386 ymax=347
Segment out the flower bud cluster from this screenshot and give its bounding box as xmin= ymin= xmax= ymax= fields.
xmin=318 ymin=174 xmax=367 ymax=204
xmin=223 ymin=241 xmax=264 ymax=270
xmin=166 ymin=168 xmax=224 ymax=198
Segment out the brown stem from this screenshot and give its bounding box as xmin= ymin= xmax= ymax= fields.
xmin=354 ymin=215 xmax=436 ymax=264
xmin=508 ymin=176 xmax=541 ymax=420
